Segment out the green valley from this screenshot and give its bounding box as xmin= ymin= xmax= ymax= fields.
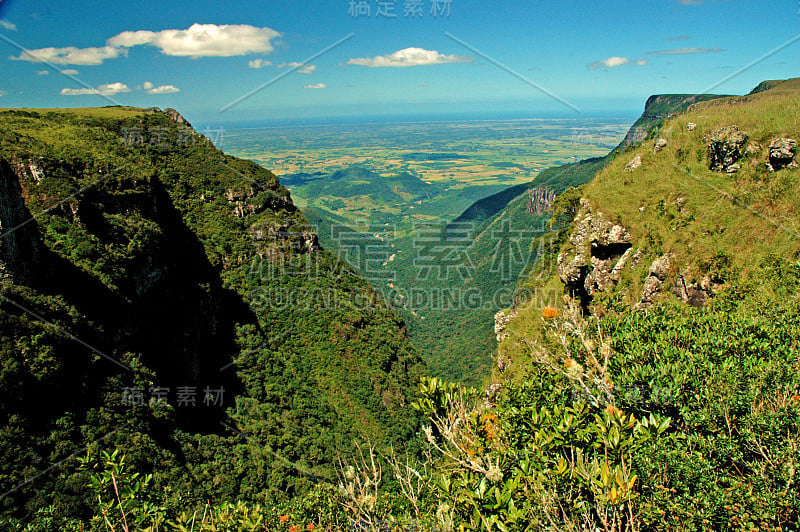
xmin=1 ymin=76 xmax=800 ymax=532
xmin=222 ymin=119 xmax=630 ymax=384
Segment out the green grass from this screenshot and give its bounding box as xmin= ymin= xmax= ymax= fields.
xmin=498 ymin=78 xmax=800 ymax=382
xmin=588 ymin=79 xmax=800 ymax=283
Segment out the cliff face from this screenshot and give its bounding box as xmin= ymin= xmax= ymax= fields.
xmin=618 ymin=93 xmax=729 ymax=149
xmin=0 ymin=107 xmax=426 ymax=517
xmin=0 ymin=159 xmax=41 ymax=283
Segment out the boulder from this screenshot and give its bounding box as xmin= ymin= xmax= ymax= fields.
xmin=653 ymin=138 xmax=668 ymax=154
xmin=625 ymin=154 xmax=643 ymax=171
xmin=768 ymin=137 xmax=797 ymax=170
xmin=704 ymin=126 xmax=748 ymax=173
xmin=672 ymin=274 xmax=709 ymax=308
xmin=726 ymin=163 xmax=741 ymax=174
xmin=636 ymin=253 xmax=674 ymax=309
xmin=497 ymin=353 xmax=511 ymax=373
xmin=637 ymin=275 xmax=663 ymax=309
xmin=745 ymin=142 xmax=762 ymax=156
xmin=687 ymin=122 xmax=697 ymax=131
xmin=648 ymin=253 xmax=673 ymax=280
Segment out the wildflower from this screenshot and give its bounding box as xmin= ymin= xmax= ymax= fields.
xmin=307 ymin=525 xmax=316 ymax=531
xmin=792 ymin=394 xmax=800 ymax=402
xmin=290 ymin=526 xmax=300 ymax=532
xmin=480 ymin=413 xmax=498 ymax=424
xmin=485 ymin=465 xmax=503 ymax=483
xmin=604 ymin=404 xmax=622 ymax=416
xmin=280 ymin=515 xmax=290 ymax=523
xmin=542 ymin=307 xmax=559 ymax=320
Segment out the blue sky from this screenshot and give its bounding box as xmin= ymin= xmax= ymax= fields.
xmin=0 ymin=0 xmax=798 ymax=125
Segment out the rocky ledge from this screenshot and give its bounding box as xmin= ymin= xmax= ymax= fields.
xmin=557 ymin=199 xmax=636 ymax=301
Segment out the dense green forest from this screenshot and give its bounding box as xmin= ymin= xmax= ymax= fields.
xmin=1 ymin=77 xmax=800 ymax=531
xmin=0 ymin=107 xmax=425 ymax=528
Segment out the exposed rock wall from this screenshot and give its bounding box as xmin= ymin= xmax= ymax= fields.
xmin=0 ymin=159 xmax=42 ymax=283
xmin=556 ymin=199 xmax=633 ymax=301
xmin=555 ymin=200 xmax=713 ymax=310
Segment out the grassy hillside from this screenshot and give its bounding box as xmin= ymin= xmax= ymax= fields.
xmin=482 ymin=78 xmax=800 ymax=530
xmin=589 ymin=78 xmax=800 ymax=288
xmin=617 ymin=94 xmax=730 ymax=149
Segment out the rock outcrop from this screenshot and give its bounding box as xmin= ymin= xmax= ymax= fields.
xmin=704 ymin=126 xmax=748 ymax=173
xmin=635 ymin=254 xmax=711 ymax=309
xmin=625 ymin=154 xmax=643 ymax=171
xmin=637 ymin=254 xmax=673 ymax=309
xmin=249 ymin=220 xmax=320 ymax=255
xmin=494 ymin=309 xmax=518 ymax=342
xmin=557 ymin=200 xmax=633 ymax=300
xmin=0 ymin=159 xmax=42 ymax=283
xmin=164 ymin=108 xmax=189 ymax=126
xmin=225 ymin=185 xmax=292 ymax=218
xmin=768 ymin=137 xmax=797 ymax=170
xmin=672 ymin=273 xmax=709 ymax=308
xmin=653 ymin=138 xmax=668 ymax=154
xmin=527 ymin=187 xmax=557 ymax=215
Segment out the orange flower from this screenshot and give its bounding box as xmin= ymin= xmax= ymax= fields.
xmin=542 ymin=307 xmax=559 ymax=320
xmin=279 ymin=515 xmax=290 ymax=523
xmin=307 ymin=525 xmax=316 ymax=531
xmin=289 ymin=526 xmax=300 ymax=532
xmin=481 ymin=412 xmax=498 ymax=424
xmin=792 ymin=394 xmax=800 ymax=402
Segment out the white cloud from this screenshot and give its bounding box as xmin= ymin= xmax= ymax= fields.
xmin=37 ymin=70 xmax=49 ymax=76
xmin=278 ymin=61 xmax=316 ymax=74
xmin=589 ymin=56 xmax=630 ymax=69
xmin=589 ymin=56 xmax=648 ymax=69
xmin=12 ymin=45 xmax=123 ymax=65
xmin=648 ymin=47 xmax=725 ymax=55
xmin=304 ymin=83 xmax=326 ymax=89
xmin=668 ymin=35 xmax=692 ymax=41
xmin=0 ymin=90 xmax=5 ymax=97
xmin=347 ymin=47 xmax=473 ymax=67
xmin=143 ymin=81 xmax=154 ymax=89
xmin=61 ymin=82 xmax=130 ymax=96
xmin=108 ymin=23 xmax=281 ymax=58
xmin=0 ymin=20 xmax=16 ymax=31
xmin=248 ymin=58 xmax=272 ymax=68
xmin=146 ymin=84 xmax=180 ymax=94
xmin=61 ymin=69 xmax=79 ymax=75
